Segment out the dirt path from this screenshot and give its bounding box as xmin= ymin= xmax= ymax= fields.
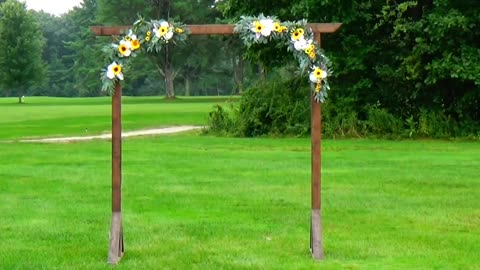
xmin=19 ymin=126 xmax=203 ymax=143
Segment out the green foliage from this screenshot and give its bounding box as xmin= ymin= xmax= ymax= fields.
xmin=0 ymin=0 xmax=45 ymax=100
xmin=207 ymin=78 xmax=311 ymax=137
xmin=206 ymin=104 xmax=236 ymax=135
xmin=365 ymin=104 xmax=404 ymax=137
xmin=215 ymin=0 xmax=480 ymax=138
xmin=235 ymin=14 xmax=333 ymax=103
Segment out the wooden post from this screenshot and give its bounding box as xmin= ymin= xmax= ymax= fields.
xmin=108 ymin=82 xmax=124 ymax=264
xmin=310 ymin=32 xmax=324 ymax=260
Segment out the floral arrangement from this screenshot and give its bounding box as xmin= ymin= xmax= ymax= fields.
xmin=235 ymin=14 xmax=332 ymax=103
xmin=101 ymin=17 xmax=189 ymax=94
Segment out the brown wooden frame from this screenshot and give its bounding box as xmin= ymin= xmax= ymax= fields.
xmin=92 ymin=22 xmax=341 ymax=264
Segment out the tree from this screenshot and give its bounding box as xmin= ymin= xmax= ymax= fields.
xmin=97 ymin=0 xmax=227 ymax=98
xmin=217 ymin=0 xmax=480 ymax=136
xmin=63 ymin=0 xmax=105 ymax=97
xmin=0 ymin=0 xmax=45 ymax=102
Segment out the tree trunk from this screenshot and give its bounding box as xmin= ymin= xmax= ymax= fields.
xmin=259 ymin=64 xmax=267 ymax=81
xmin=185 ymin=75 xmax=191 ymax=96
xmin=232 ymin=55 xmax=245 ymax=94
xmin=164 ymin=45 xmax=176 ymax=99
xmin=18 ymin=89 xmax=25 ymax=104
xmin=164 ymin=67 xmax=175 ymax=99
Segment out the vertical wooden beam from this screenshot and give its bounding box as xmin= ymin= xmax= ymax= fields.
xmin=310 ymin=32 xmax=324 ymax=260
xmin=108 ymin=82 xmax=124 ymax=264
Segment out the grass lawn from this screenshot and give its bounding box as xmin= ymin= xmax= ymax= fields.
xmin=0 ymin=96 xmax=237 ymax=140
xmin=0 ymin=97 xmax=479 ymax=269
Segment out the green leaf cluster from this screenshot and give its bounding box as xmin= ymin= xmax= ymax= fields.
xmin=235 ymin=14 xmax=332 ymax=103
xmin=0 ymin=0 xmax=45 ymax=100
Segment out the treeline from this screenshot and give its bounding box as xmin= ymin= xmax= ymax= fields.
xmin=0 ymin=0 xmax=255 ymax=98
xmin=0 ymin=0 xmax=478 ymax=137
xmin=206 ymin=0 xmax=479 ymax=138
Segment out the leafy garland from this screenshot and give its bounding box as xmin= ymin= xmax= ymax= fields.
xmin=234 ymin=14 xmax=332 ymax=103
xmin=101 ymin=17 xmax=189 ymax=94
xmin=101 ymin=14 xmax=332 ymax=103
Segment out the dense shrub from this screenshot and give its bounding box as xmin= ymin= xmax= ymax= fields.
xmin=206 ymin=79 xmax=479 ymax=140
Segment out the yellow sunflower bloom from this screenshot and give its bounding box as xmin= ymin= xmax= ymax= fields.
xmin=291 ymin=30 xmax=303 ymax=41
xmin=280 ymin=26 xmax=288 ymax=32
xmin=253 ymin=21 xmax=263 ymax=33
xmin=315 ymin=82 xmax=322 ymax=93
xmin=296 ymin=28 xmax=305 ymax=35
xmin=175 ymin=28 xmax=184 ymax=33
xmin=118 ymin=43 xmax=131 ymax=57
xmin=273 ymin=22 xmax=281 ymax=32
xmin=310 ymin=67 xmax=327 ymax=83
xmin=158 ymin=26 xmax=169 ymax=36
xmin=124 ymin=36 xmax=131 ymax=42
xmin=145 ymin=36 xmax=151 ymax=42
xmin=113 ymin=64 xmax=122 ymax=76
xmin=107 ymin=62 xmax=123 ymax=80
xmin=309 ymin=51 xmax=316 ymax=59
xmin=314 ymin=68 xmax=327 ymax=79
xmin=146 ymin=31 xmax=152 ymax=37
xmin=131 ymin=39 xmax=140 ymax=50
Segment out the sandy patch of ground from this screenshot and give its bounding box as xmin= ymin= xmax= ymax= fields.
xmin=19 ymin=126 xmax=203 ymax=143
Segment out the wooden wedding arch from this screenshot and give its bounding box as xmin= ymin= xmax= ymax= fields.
xmin=91 ymin=22 xmax=341 ymax=264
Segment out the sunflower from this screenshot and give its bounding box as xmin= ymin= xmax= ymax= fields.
xmin=146 ymin=31 xmax=152 ymax=37
xmin=175 ymin=28 xmax=184 ymax=33
xmin=118 ymin=40 xmax=131 ymax=57
xmin=291 ymin=30 xmax=303 ymax=41
xmin=273 ymin=22 xmax=281 ymax=32
xmin=315 ymin=82 xmax=322 ymax=93
xmin=252 ymin=21 xmax=264 ymax=33
xmin=131 ymin=39 xmax=140 ymax=50
xmin=158 ymin=26 xmax=169 ymax=36
xmin=145 ymin=36 xmax=151 ymax=42
xmin=309 ymin=67 xmax=327 ymax=83
xmin=106 ymin=62 xmax=124 ymax=80
xmin=304 ymin=44 xmax=316 ymax=56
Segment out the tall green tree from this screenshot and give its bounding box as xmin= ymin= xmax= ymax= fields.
xmin=63 ymin=0 xmax=105 ymax=97
xmin=0 ymin=0 xmax=45 ymax=102
xmin=218 ymin=0 xmax=480 ymax=135
xmin=97 ymin=0 xmax=227 ymax=98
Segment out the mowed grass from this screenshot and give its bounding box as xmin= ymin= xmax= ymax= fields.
xmin=0 ymin=96 xmax=237 ymax=140
xmin=0 ymin=97 xmax=479 ymax=269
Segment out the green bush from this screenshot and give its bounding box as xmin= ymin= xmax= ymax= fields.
xmin=205 ymin=79 xmax=479 ymax=140
xmin=206 ymin=78 xmax=311 ymax=137
xmin=365 ymin=105 xmax=404 ymax=136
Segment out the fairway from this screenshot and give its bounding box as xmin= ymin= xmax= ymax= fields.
xmin=0 ymin=96 xmax=237 ymax=140
xmin=0 ymin=97 xmax=479 ymax=269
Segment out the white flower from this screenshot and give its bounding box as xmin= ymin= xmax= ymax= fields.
xmin=118 ymin=40 xmax=132 ymax=57
xmin=294 ymin=38 xmax=312 ymax=51
xmin=309 ymin=67 xmax=327 ymax=83
xmin=160 ymin=21 xmax=169 ymax=27
xmin=127 ymin=30 xmax=137 ymax=41
xmin=260 ymin=18 xmax=274 ymax=37
xmin=165 ymin=31 xmax=174 ymax=40
xmin=107 ymin=62 xmax=124 ymax=81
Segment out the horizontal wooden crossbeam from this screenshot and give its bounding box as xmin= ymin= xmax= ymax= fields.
xmin=91 ymin=23 xmax=342 ymax=36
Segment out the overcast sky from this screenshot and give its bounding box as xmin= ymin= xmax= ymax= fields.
xmin=22 ymin=0 xmax=83 ymax=15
